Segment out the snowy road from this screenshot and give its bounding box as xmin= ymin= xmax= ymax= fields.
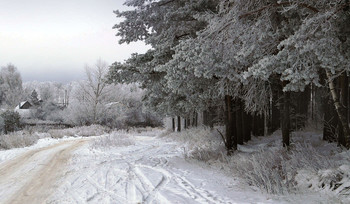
xmin=0 ymin=138 xmax=90 ymax=204
xmin=0 ymin=133 xmax=275 ymax=204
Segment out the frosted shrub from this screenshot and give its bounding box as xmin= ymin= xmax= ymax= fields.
xmin=48 ymin=125 xmax=108 ymax=138
xmin=1 ymin=110 xmax=21 ymax=134
xmin=287 ymin=142 xmax=337 ymax=172
xmin=165 ymin=127 xmax=226 ymax=162
xmin=229 ymin=141 xmax=347 ymax=195
xmin=229 ymin=148 xmax=293 ymax=195
xmin=291 ymin=143 xmax=350 ymax=199
xmin=48 ymin=128 xmax=77 ymax=139
xmin=127 ymin=127 xmax=163 ymax=136
xmin=0 ymin=131 xmax=39 ymax=149
xmin=92 ymin=131 xmax=135 ymax=149
xmin=74 ymin=125 xmax=109 ymax=136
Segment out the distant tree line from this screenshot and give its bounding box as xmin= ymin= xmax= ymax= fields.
xmin=0 ymin=62 xmax=162 ymax=134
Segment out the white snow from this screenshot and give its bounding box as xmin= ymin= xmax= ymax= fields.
xmin=0 ymin=137 xmax=76 ymax=165
xmin=1 ymin=129 xmax=349 ymax=203
xmin=48 ymin=133 xmax=277 ymax=203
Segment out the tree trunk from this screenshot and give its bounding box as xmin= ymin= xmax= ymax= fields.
xmin=209 ymin=107 xmax=215 ymax=129
xmin=338 ymin=73 xmax=349 ymax=146
xmin=236 ymin=99 xmax=243 ymax=145
xmin=321 ymin=71 xmax=336 ymax=142
xmin=323 ymin=95 xmax=334 ymax=141
xmin=253 ymin=114 xmax=264 ymax=136
xmin=203 ymin=110 xmax=208 ymax=126
xmin=282 ymin=91 xmax=291 ymax=147
xmin=264 ymin=110 xmax=268 ymax=136
xmin=172 ymin=117 xmax=175 ymax=132
xmin=231 ymin=101 xmax=238 ymax=150
xmin=225 ymin=95 xmax=236 ymax=154
xmin=244 ymin=112 xmax=252 ymax=141
xmin=293 ymin=87 xmax=310 ymax=130
xmin=271 ymin=83 xmax=281 ymax=133
xmin=252 ymin=114 xmax=258 ymax=136
xmin=195 ymin=112 xmax=198 ymax=127
xmin=326 ymin=70 xmax=350 ymax=148
xmin=242 ymin=110 xmax=248 ymax=143
xmin=177 ymin=116 xmax=181 ymax=132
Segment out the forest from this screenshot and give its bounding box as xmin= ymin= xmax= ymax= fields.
xmin=109 ymin=0 xmax=350 ymax=152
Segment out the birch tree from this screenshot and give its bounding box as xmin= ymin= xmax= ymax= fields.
xmin=66 ymin=59 xmax=110 ymax=125
xmin=0 ymin=64 xmax=23 ymax=108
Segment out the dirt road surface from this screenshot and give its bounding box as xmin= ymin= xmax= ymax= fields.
xmin=0 ymin=138 xmax=89 ymax=204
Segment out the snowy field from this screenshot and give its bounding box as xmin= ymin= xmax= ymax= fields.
xmin=0 ymin=129 xmax=349 ymax=203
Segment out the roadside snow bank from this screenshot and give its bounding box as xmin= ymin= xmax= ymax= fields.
xmin=0 ymin=137 xmax=82 ymax=165
xmin=0 ymin=131 xmax=50 ymax=150
xmin=0 ymin=125 xmax=109 ymax=150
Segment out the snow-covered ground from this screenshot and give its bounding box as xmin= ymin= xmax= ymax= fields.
xmin=0 ymin=137 xmax=91 ymax=204
xmin=0 ymin=129 xmax=348 ymax=203
xmin=0 ymin=131 xmax=277 ymax=204
xmin=49 ymin=132 xmax=277 ymax=204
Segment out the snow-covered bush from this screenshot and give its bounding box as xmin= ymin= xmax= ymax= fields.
xmin=0 ymin=131 xmax=39 ymax=149
xmin=31 ymin=102 xmax=65 ymax=122
xmin=92 ymin=130 xmax=135 ymax=149
xmin=164 ymin=127 xmax=226 ymax=162
xmin=1 ymin=110 xmax=21 ymax=134
xmin=162 ymin=127 xmax=350 ymax=198
xmin=48 ymin=125 xmax=108 ymax=138
xmin=127 ymin=127 xmax=163 ymax=136
xmin=75 ymin=125 xmax=109 ymax=137
xmin=229 ymin=147 xmax=293 ymax=194
xmin=228 ymin=133 xmax=350 ymax=196
xmin=295 ymin=165 xmax=350 ymax=198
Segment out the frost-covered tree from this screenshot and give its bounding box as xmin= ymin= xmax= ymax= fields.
xmin=239 ymin=0 xmax=350 ymax=148
xmin=170 ymin=0 xmax=350 ymax=149
xmin=110 ymin=0 xmax=219 ymax=126
xmin=0 ymin=64 xmax=24 ymax=108
xmin=66 ymin=59 xmax=110 ymax=125
xmin=29 ymin=90 xmax=40 ymax=106
xmin=1 ymin=110 xmax=21 ymax=134
xmin=111 ymin=0 xmax=350 ymax=151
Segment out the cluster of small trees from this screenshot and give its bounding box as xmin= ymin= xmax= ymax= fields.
xmin=65 ymin=59 xmax=162 ymax=128
xmin=109 ymin=0 xmax=350 ymax=153
xmin=0 ymin=62 xmax=161 ymax=132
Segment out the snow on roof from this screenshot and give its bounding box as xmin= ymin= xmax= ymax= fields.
xmin=15 ymin=101 xmax=32 ymax=110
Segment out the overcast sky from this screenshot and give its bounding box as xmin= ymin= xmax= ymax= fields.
xmin=0 ymin=0 xmax=149 ymax=83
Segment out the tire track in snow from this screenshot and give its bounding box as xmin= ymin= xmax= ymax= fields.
xmin=131 ymin=165 xmax=170 ymax=203
xmin=45 ymin=134 xmax=241 ymax=203
xmin=121 ymin=137 xmax=227 ymax=204
xmin=172 ymin=172 xmax=226 ymax=204
xmin=85 ymin=174 xmax=127 ymax=202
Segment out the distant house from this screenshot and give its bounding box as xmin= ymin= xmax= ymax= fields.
xmin=14 ymin=101 xmax=33 ymax=118
xmin=17 ymin=101 xmax=33 ymax=109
